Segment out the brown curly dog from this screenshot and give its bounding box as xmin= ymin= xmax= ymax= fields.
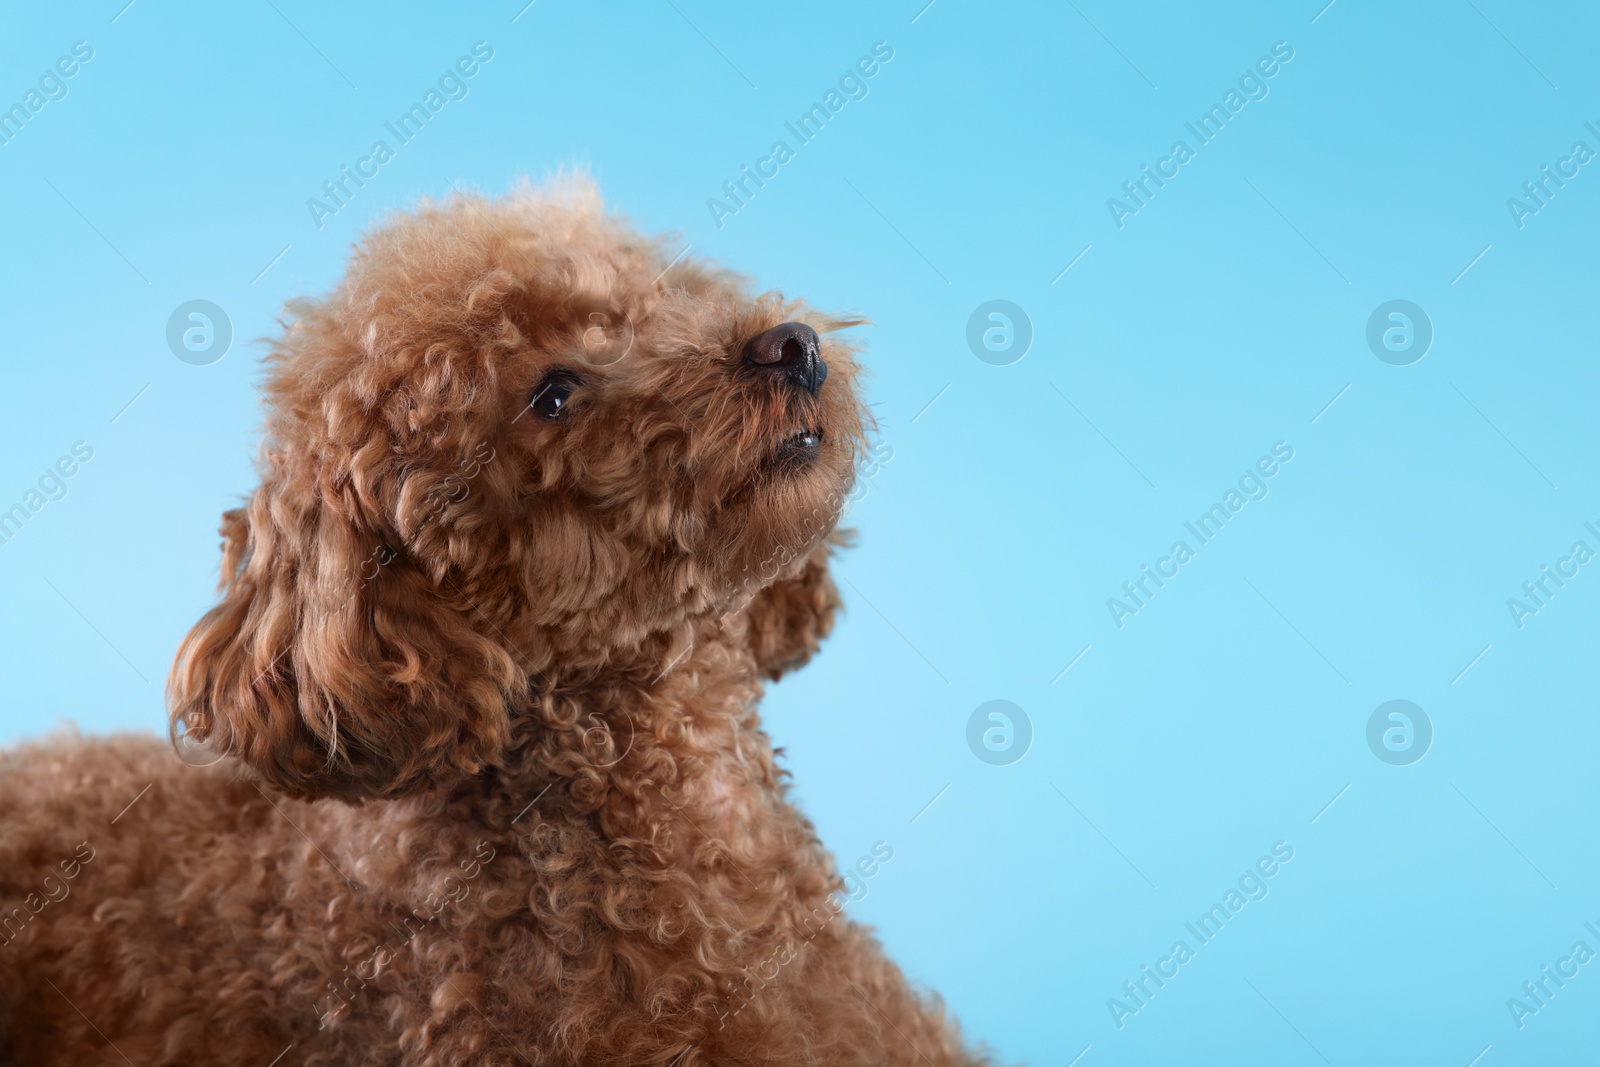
xmin=0 ymin=179 xmax=992 ymax=1067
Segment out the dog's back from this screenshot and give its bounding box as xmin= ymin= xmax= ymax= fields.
xmin=0 ymin=734 xmax=314 ymax=1065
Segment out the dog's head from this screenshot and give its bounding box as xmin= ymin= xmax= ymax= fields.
xmin=168 ymin=179 xmax=867 ymax=800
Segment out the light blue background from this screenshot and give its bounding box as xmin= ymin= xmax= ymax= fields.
xmin=3 ymin=2 xmax=1599 ymax=1063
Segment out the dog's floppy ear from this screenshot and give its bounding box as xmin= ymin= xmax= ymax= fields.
xmin=167 ymin=472 xmax=522 ymax=802
xmin=741 ymin=532 xmax=848 ymax=680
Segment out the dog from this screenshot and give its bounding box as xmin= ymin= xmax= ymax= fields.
xmin=0 ymin=179 xmax=991 ymax=1066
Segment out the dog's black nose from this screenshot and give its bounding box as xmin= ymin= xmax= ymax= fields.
xmin=743 ymin=322 xmax=827 ymax=397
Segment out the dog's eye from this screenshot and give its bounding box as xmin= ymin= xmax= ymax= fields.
xmin=529 ymin=372 xmax=580 ymax=421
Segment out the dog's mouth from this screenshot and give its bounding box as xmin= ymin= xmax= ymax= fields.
xmin=770 ymin=425 xmax=824 ymax=470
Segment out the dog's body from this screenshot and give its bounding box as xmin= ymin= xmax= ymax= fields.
xmin=0 ymin=183 xmax=985 ymax=1066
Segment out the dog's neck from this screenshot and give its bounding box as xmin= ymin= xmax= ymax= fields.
xmin=483 ymin=613 xmax=777 ymax=820
xmin=315 ymin=607 xmax=839 ymax=988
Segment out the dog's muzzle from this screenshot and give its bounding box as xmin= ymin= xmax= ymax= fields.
xmin=742 ymin=322 xmax=827 ymax=397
